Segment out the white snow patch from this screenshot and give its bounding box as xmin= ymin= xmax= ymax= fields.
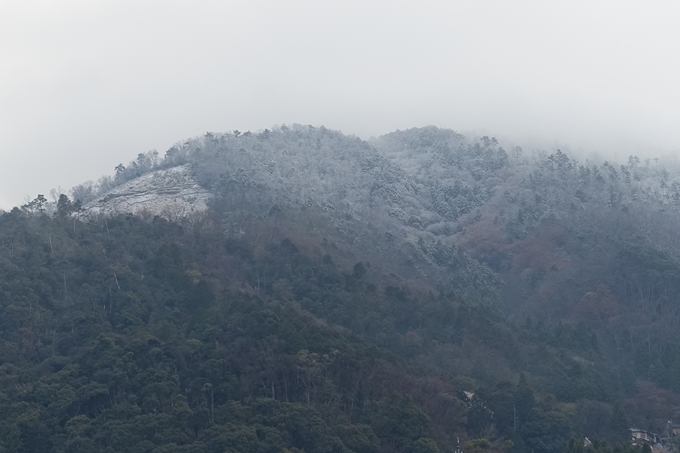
xmin=82 ymin=164 xmax=212 ymax=218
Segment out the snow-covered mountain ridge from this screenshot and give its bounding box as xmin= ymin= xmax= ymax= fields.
xmin=65 ymin=125 xmax=680 ymax=311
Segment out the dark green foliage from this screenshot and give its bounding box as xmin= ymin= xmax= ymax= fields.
xmin=413 ymin=437 xmax=440 ymax=453
xmin=464 ymin=438 xmax=492 ymax=451
xmin=369 ymin=394 xmax=431 ymax=450
xmin=609 ymin=404 xmax=630 ymax=444
xmin=521 ymin=409 xmax=571 ymax=453
xmin=0 ymin=208 xmax=653 ymax=452
xmin=565 ymin=436 xmax=584 ymax=453
xmin=514 ymin=374 xmax=534 ymax=428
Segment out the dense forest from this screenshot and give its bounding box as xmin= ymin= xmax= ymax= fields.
xmin=3 ymin=125 xmax=680 ymax=452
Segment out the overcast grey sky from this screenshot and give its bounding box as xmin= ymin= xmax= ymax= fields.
xmin=1 ymin=0 xmax=679 ymax=209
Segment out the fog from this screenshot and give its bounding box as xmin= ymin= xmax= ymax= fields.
xmin=1 ymin=0 xmax=679 ymax=209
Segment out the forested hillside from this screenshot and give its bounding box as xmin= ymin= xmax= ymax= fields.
xmin=3 ymin=124 xmax=680 ymax=453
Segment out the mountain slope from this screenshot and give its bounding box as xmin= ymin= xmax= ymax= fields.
xmin=5 ymin=124 xmax=680 ymax=452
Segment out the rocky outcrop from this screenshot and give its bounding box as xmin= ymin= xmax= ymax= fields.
xmin=82 ymin=164 xmax=211 ymax=218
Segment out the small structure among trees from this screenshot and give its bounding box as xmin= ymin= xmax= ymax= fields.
xmin=630 ymin=428 xmax=660 ymax=445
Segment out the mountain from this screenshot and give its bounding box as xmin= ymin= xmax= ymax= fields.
xmin=2 ymin=124 xmax=680 ymax=453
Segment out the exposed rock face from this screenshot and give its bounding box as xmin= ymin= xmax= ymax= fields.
xmin=82 ymin=164 xmax=211 ymax=218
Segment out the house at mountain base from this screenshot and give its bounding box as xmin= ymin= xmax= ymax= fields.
xmin=631 ymin=428 xmax=660 ymax=445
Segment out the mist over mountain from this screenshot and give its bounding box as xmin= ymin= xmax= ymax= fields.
xmin=3 ymin=124 xmax=680 ymax=453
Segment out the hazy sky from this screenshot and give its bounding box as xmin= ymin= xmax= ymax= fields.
xmin=1 ymin=0 xmax=680 ymax=209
